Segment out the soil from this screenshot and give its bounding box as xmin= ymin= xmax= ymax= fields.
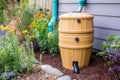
xmin=35 ymin=52 xmax=115 ymax=80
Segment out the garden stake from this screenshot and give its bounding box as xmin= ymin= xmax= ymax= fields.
xmin=39 ymin=54 xmax=42 ymax=65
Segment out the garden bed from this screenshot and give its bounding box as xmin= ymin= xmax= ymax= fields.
xmin=35 ymin=52 xmax=115 ymax=80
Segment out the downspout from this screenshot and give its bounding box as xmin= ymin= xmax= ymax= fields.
xmin=48 ymin=0 xmax=58 ymax=32
xmin=77 ymin=0 xmax=86 ymax=12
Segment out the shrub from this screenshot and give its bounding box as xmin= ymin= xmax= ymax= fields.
xmin=0 ymin=0 xmax=20 ymax=24
xmin=0 ymin=10 xmax=3 ymax=24
xmin=0 ymin=0 xmax=8 ymax=24
xmin=29 ymin=12 xmax=50 ymax=53
xmin=0 ymin=31 xmax=35 ymax=76
xmin=13 ymin=6 xmax=35 ymax=32
xmin=97 ymin=34 xmax=120 ymax=80
xmin=48 ymin=26 xmax=59 ymax=55
xmin=29 ymin=11 xmax=59 ymax=55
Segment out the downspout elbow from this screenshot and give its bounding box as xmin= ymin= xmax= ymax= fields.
xmin=77 ymin=6 xmax=83 ymax=12
xmin=48 ymin=0 xmax=58 ymax=32
xmin=48 ymin=18 xmax=56 ymax=32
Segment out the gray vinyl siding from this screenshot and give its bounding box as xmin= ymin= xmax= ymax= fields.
xmin=59 ymin=0 xmax=120 ymax=50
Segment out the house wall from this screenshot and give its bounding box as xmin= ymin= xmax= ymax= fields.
xmin=59 ymin=0 xmax=120 ymax=50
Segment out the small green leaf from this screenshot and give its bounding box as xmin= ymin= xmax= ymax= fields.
xmin=110 ymin=44 xmax=116 ymax=49
xmin=96 ymin=51 xmax=106 ymax=57
xmin=106 ymin=61 xmax=113 ymax=66
xmin=102 ymin=41 xmax=107 ymax=50
xmin=107 ymin=34 xmax=120 ymax=42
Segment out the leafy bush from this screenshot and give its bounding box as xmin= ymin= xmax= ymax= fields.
xmin=97 ymin=34 xmax=120 ymax=80
xmin=48 ymin=26 xmax=59 ymax=54
xmin=29 ymin=12 xmax=59 ymax=55
xmin=12 ymin=6 xmax=35 ymax=32
xmin=0 ymin=31 xmax=35 ymax=76
xmin=0 ymin=0 xmax=30 ymax=25
xmin=0 ymin=0 xmax=8 ymax=24
xmin=0 ymin=10 xmax=3 ymax=24
xmin=28 ymin=12 xmax=49 ymax=53
xmin=0 ymin=0 xmax=19 ymax=24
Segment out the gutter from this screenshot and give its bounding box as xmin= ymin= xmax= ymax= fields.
xmin=48 ymin=0 xmax=58 ymax=32
xmin=77 ymin=0 xmax=86 ymax=12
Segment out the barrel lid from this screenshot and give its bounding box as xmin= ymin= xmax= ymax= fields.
xmin=59 ymin=13 xmax=93 ymax=19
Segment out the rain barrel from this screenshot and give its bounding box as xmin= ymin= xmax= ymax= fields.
xmin=59 ymin=13 xmax=94 ymax=70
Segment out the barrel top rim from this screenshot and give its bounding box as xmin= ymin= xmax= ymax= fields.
xmin=59 ymin=12 xmax=94 ymax=19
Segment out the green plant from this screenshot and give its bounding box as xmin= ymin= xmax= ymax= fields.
xmin=3 ymin=10 xmax=10 ymax=25
xmin=97 ymin=34 xmax=120 ymax=80
xmin=20 ymin=0 xmax=29 ymax=8
xmin=48 ymin=26 xmax=59 ymax=55
xmin=0 ymin=0 xmax=19 ymax=24
xmin=0 ymin=0 xmax=8 ymax=24
xmin=0 ymin=32 xmax=35 ymax=77
xmin=14 ymin=6 xmax=34 ymax=32
xmin=29 ymin=12 xmax=59 ymax=55
xmin=22 ymin=33 xmax=36 ymax=73
xmin=0 ymin=10 xmax=3 ymax=24
xmin=30 ymin=12 xmax=50 ymax=54
xmin=1 ymin=0 xmax=32 ymax=30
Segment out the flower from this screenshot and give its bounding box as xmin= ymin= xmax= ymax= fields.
xmin=34 ymin=13 xmax=40 ymax=17
xmin=29 ymin=25 xmax=35 ymax=29
xmin=34 ymin=13 xmax=40 ymax=19
xmin=1 ymin=25 xmax=9 ymax=31
xmin=10 ymin=28 xmax=15 ymax=32
xmin=10 ymin=29 xmax=15 ymax=32
xmin=29 ymin=35 xmax=34 ymax=39
xmin=40 ymin=13 xmax=46 ymax=18
xmin=22 ymin=30 xmax=29 ymax=34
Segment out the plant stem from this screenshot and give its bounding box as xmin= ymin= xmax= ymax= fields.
xmin=39 ymin=54 xmax=42 ymax=65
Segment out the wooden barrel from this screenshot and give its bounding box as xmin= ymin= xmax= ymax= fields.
xmin=59 ymin=13 xmax=94 ymax=70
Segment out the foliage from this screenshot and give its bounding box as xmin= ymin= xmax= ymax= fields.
xmin=20 ymin=0 xmax=29 ymax=8
xmin=0 ymin=0 xmax=8 ymax=24
xmin=0 ymin=0 xmax=29 ymax=25
xmin=12 ymin=5 xmax=34 ymax=32
xmin=29 ymin=12 xmax=50 ymax=54
xmin=3 ymin=10 xmax=10 ymax=25
xmin=0 ymin=31 xmax=35 ymax=77
xmin=29 ymin=11 xmax=59 ymax=55
xmin=0 ymin=0 xmax=19 ymax=24
xmin=97 ymin=34 xmax=120 ymax=80
xmin=0 ymin=10 xmax=4 ymax=24
xmin=48 ymin=26 xmax=59 ymax=54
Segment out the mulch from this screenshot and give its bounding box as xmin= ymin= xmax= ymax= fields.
xmin=35 ymin=52 xmax=115 ymax=80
